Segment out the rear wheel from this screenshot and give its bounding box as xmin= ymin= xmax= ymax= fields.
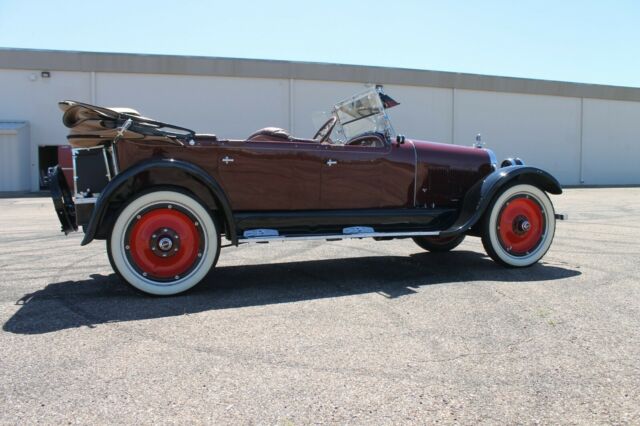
xmin=107 ymin=190 xmax=220 ymax=295
xmin=412 ymin=235 xmax=465 ymax=252
xmin=481 ymin=184 xmax=555 ymax=267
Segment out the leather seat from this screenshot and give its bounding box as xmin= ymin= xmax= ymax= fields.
xmin=246 ymin=127 xmax=291 ymax=142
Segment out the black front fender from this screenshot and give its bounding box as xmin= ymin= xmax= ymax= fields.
xmin=440 ymin=166 xmax=562 ymax=237
xmin=81 ymin=159 xmax=236 ymax=246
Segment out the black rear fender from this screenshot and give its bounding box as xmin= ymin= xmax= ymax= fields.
xmin=81 ymin=159 xmax=236 ymax=245
xmin=441 ymin=166 xmax=562 ymax=237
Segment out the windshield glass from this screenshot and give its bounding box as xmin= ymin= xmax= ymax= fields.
xmin=314 ymin=87 xmax=397 ymax=144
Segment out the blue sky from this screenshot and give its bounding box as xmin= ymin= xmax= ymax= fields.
xmin=1 ymin=0 xmax=638 ymax=87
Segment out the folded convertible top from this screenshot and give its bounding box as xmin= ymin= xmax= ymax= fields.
xmin=59 ymin=100 xmax=196 ymax=148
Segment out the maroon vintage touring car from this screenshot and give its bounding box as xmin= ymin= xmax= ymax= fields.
xmin=48 ymin=87 xmax=564 ymax=295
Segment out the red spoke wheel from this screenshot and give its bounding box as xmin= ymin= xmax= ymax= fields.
xmin=496 ymin=196 xmax=545 ymax=256
xmin=108 ymin=190 xmax=220 ymax=296
xmin=125 ymin=207 xmax=204 ymax=281
xmin=481 ymin=184 xmax=555 ymax=267
xmin=413 ymin=234 xmax=465 ymax=252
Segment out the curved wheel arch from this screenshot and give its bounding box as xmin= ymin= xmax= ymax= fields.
xmin=441 ymin=165 xmax=562 ymax=238
xmin=81 ymin=159 xmax=236 ymax=246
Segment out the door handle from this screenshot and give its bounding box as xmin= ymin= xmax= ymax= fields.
xmin=222 ymin=156 xmax=234 ymax=165
xmin=326 ymin=159 xmax=337 ymax=166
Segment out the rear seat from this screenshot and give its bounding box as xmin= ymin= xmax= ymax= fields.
xmin=246 ymin=127 xmax=291 ymax=142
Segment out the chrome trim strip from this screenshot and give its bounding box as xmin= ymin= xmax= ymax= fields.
xmin=71 ymin=145 xmax=105 ymax=151
xmin=409 ymin=140 xmax=418 ymax=206
xmin=485 ymin=148 xmax=498 ymax=169
xmin=102 ymin=147 xmax=112 ymax=181
xmin=71 ymin=148 xmax=78 ymax=196
xmin=239 ymin=230 xmax=440 ymax=243
xmin=110 ymin=144 xmax=120 ymax=175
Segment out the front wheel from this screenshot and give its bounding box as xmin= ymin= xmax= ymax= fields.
xmin=107 ymin=190 xmax=220 ymax=296
xmin=481 ymin=183 xmax=555 ymax=267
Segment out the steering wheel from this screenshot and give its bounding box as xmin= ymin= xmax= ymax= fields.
xmin=313 ymin=116 xmax=338 ymax=143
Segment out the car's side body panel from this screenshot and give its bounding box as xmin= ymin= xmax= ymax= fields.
xmin=215 ymin=140 xmax=322 ymax=210
xmin=116 ymin=137 xmax=494 ymax=211
xmin=319 ymin=142 xmax=415 ymax=209
xmin=116 ymin=137 xmax=421 ymax=211
xmin=82 ymin=135 xmax=496 ymax=245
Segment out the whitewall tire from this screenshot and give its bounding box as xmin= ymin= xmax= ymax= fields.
xmin=108 ymin=190 xmax=219 ymax=296
xmin=481 ymin=184 xmax=555 ymax=267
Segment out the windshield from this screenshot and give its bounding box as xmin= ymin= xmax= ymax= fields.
xmin=314 ymin=87 xmax=398 ymax=144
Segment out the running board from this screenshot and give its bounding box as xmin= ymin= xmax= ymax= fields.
xmin=238 ymin=230 xmax=441 ymax=243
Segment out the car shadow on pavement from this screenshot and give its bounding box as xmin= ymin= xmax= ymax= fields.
xmin=4 ymin=250 xmax=580 ymax=334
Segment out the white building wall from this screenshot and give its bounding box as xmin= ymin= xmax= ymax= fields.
xmin=384 ymin=84 xmax=453 ymax=144
xmin=0 ymin=69 xmax=91 ymax=190
xmin=453 ymin=90 xmax=582 ymax=185
xmin=291 ymin=80 xmax=366 ymax=137
xmin=1 ymin=67 xmax=639 ymax=189
xmin=0 ymin=122 xmax=30 ymax=191
xmin=582 ymin=99 xmax=640 ymax=185
xmin=95 ymin=73 xmax=290 ymax=139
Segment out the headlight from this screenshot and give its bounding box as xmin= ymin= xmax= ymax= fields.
xmin=501 ymin=157 xmax=525 ymax=167
xmin=485 ymin=149 xmax=498 ymax=170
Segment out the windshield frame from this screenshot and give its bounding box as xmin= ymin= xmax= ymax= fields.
xmin=324 ymin=87 xmax=397 ymax=145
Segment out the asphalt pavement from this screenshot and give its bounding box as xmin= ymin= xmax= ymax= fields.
xmin=0 ymin=188 xmax=638 ymax=424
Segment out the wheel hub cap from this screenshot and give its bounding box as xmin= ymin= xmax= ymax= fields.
xmin=498 ymin=196 xmax=545 ymax=256
xmin=149 ymin=227 xmax=181 ymax=258
xmin=513 ymin=215 xmax=531 ymax=235
xmin=125 ymin=207 xmax=204 ymax=281
xmin=158 ymin=237 xmax=173 ymax=251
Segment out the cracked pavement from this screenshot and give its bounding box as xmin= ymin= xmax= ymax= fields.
xmin=0 ymin=188 xmax=639 ymax=424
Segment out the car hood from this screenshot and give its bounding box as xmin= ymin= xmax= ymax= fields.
xmin=408 ymin=139 xmax=495 ymax=207
xmin=409 ymin=139 xmax=493 ymax=172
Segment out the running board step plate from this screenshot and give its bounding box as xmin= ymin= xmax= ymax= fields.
xmin=238 ymin=230 xmax=440 ymax=243
xmin=242 ymin=228 xmax=279 ymax=238
xmin=342 ymin=226 xmax=374 ymax=234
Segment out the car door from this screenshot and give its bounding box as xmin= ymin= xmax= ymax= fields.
xmin=319 ymin=138 xmax=416 ymax=209
xmin=216 ymin=140 xmax=322 ymax=211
